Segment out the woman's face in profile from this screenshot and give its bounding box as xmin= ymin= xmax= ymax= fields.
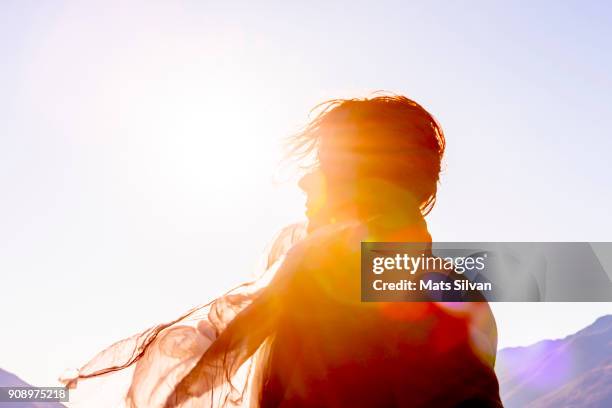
xmin=298 ymin=168 xmax=357 ymax=228
xmin=298 ymin=169 xmax=327 ymax=221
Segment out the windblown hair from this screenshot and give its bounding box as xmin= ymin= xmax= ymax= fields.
xmin=287 ymin=94 xmax=445 ymax=215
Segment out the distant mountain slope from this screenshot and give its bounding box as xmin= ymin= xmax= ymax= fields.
xmin=0 ymin=368 xmax=66 ymax=408
xmin=497 ymin=315 xmax=612 ymax=408
xmin=529 ymin=360 xmax=612 ymax=408
xmin=0 ymin=368 xmax=31 ymax=388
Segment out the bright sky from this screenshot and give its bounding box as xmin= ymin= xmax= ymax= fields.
xmin=1 ymin=1 xmax=611 ymax=387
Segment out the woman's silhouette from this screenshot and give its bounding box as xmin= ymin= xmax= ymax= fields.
xmin=62 ymin=95 xmax=503 ymax=407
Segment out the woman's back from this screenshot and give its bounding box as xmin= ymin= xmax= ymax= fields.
xmin=257 ymin=216 xmax=502 ymax=407
xmin=261 ymin=305 xmax=500 ymax=407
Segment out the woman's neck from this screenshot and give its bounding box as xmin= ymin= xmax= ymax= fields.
xmin=307 ymin=178 xmax=430 ymax=240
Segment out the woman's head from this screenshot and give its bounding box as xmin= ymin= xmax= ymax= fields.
xmin=292 ymin=95 xmax=445 ymax=225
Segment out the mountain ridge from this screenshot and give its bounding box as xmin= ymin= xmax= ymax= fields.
xmin=497 ymin=314 xmax=612 ymax=408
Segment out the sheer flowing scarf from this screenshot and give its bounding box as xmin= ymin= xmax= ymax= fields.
xmin=60 ymin=183 xmax=436 ymax=408
xmin=59 ymin=221 xmax=310 ymax=407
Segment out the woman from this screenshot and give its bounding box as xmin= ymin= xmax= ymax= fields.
xmin=62 ymin=95 xmax=503 ymax=407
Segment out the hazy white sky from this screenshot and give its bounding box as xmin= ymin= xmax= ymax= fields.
xmin=1 ymin=1 xmax=610 ymax=386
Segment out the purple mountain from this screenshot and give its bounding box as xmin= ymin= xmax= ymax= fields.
xmin=497 ymin=315 xmax=612 ymax=408
xmin=0 ymin=369 xmax=66 ymax=408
